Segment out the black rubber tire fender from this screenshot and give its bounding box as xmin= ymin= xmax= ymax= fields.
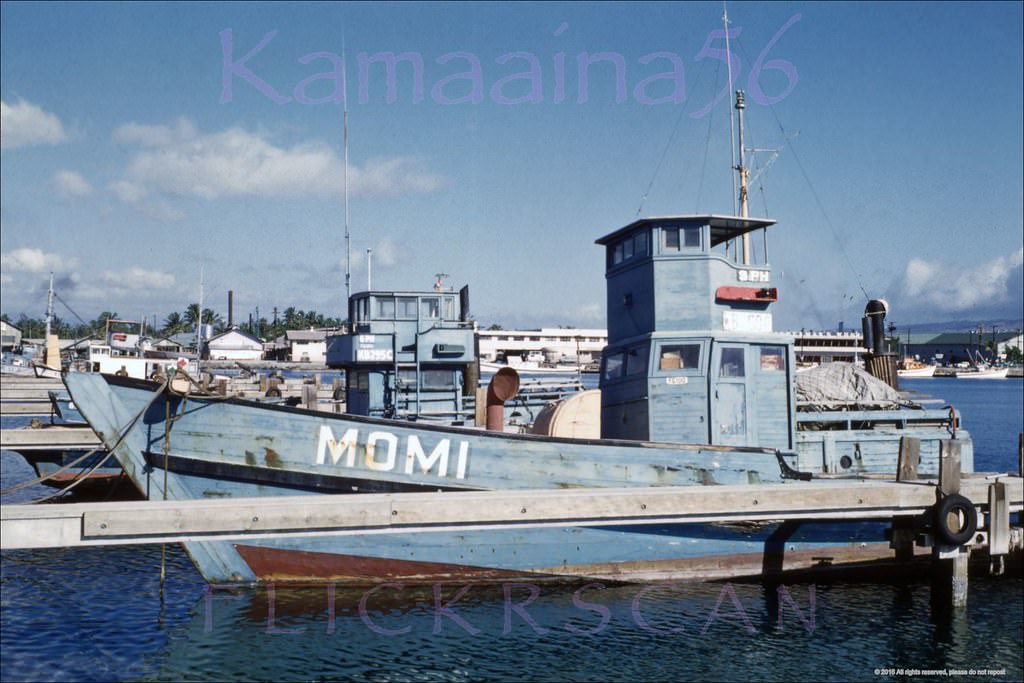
xmin=933 ymin=493 xmax=978 ymax=546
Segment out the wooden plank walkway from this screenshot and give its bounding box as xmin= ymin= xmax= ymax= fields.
xmin=0 ymin=404 xmax=56 ymax=416
xmin=2 ymin=475 xmax=1020 ymax=550
xmin=1 ymin=426 xmax=101 ymax=450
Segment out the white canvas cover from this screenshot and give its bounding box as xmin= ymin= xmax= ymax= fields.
xmin=795 ymin=362 xmax=908 ymax=410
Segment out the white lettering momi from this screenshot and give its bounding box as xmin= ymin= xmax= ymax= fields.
xmin=316 ymin=426 xmax=469 ymax=480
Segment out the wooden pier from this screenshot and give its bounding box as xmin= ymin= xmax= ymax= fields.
xmin=0 ymin=425 xmax=101 ymax=453
xmin=0 ymin=372 xmax=344 ymax=416
xmin=0 ymin=375 xmax=64 ymax=416
xmin=3 ymin=475 xmax=1020 ymax=550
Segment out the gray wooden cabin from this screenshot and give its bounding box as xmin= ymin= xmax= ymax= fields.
xmin=596 ymin=215 xmax=795 ymax=451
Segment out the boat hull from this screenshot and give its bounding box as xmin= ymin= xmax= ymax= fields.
xmin=62 ymin=372 xmax=940 ymax=584
xmin=897 ymin=366 xmax=936 ymax=378
xmin=958 ymin=368 xmax=1009 ymax=379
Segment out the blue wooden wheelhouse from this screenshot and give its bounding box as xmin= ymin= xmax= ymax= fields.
xmin=596 ymin=215 xmax=793 ymax=450
xmin=325 ymin=288 xmax=475 ymax=421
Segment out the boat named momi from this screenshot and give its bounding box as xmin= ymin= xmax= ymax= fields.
xmin=58 ymin=93 xmax=976 ymax=585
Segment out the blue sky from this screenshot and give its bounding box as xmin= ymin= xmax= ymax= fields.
xmin=2 ymin=1 xmax=1022 ymax=332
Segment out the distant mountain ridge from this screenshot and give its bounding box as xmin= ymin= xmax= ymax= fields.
xmin=896 ymin=319 xmax=1024 ymax=334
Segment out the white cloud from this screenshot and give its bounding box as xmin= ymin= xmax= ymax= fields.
xmin=108 ymin=179 xmax=183 ymax=222
xmin=901 ymin=247 xmax=1024 ymax=311
xmin=111 ymin=118 xmax=447 ymax=200
xmin=371 ymin=238 xmax=406 ymax=267
xmin=112 ymin=118 xmax=196 ymax=147
xmin=1 ymin=247 xmax=77 ymax=273
xmin=141 ymin=200 xmax=186 ymax=223
xmin=53 ymin=170 xmax=94 ymax=199
xmin=0 ymin=98 xmax=67 ymax=149
xmin=100 ymin=267 xmax=175 ymax=290
xmin=354 ymin=157 xmax=448 ymax=196
xmin=108 ymin=180 xmax=148 ymax=203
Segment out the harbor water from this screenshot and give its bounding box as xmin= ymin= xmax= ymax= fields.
xmin=2 ymin=377 xmax=1022 ymax=682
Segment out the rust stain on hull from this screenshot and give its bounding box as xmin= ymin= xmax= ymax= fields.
xmin=234 ymin=545 xmax=550 ymax=585
xmin=264 ymin=448 xmax=282 ymax=468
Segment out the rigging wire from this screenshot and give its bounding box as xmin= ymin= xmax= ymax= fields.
xmin=634 ymin=34 xmax=713 ymax=218
xmin=53 ymin=291 xmax=88 ymax=326
xmin=695 ymin=51 xmax=723 ymax=213
xmin=730 ymin=31 xmax=871 ymax=301
xmin=634 ymin=103 xmax=689 ymax=218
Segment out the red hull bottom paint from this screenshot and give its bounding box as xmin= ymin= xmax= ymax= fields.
xmin=234 ymin=543 xmax=932 ymax=586
xmin=234 ymin=545 xmax=548 ymax=585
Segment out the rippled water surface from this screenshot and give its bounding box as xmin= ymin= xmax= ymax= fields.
xmin=2 ymin=379 xmax=1022 ymax=682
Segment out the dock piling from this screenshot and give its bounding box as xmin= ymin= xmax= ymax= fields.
xmin=897 ymin=436 xmax=920 ymax=481
xmin=938 ymin=439 xmax=961 ymax=496
xmin=933 ymin=438 xmax=970 ymax=609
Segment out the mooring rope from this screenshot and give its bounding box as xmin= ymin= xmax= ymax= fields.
xmin=2 ymin=374 xmax=172 ymax=502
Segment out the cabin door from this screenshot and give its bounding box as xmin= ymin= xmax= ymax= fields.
xmin=711 ymin=344 xmax=751 ymax=446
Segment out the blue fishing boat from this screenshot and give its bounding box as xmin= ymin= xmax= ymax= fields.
xmin=61 ymin=216 xmax=972 ymax=582
xmin=60 ymin=93 xmax=974 ymax=585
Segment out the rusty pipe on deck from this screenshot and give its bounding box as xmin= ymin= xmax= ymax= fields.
xmin=485 ymin=367 xmax=520 ymax=431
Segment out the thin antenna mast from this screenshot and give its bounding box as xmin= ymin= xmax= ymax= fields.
xmin=735 ymin=90 xmax=751 ymax=264
xmin=195 ymin=265 xmax=204 ymax=367
xmin=343 ymin=34 xmax=351 ymax=305
xmin=723 ymin=2 xmax=738 ymax=216
xmin=44 ymin=272 xmax=54 ymax=340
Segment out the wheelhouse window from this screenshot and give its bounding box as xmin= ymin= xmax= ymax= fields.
xmin=659 ymin=343 xmax=701 ymax=371
xmin=603 ymin=345 xmax=647 ymax=381
xmin=397 ymin=368 xmax=456 ymax=389
xmin=375 ymin=297 xmax=395 ymax=319
xmin=759 ymin=346 xmax=787 ymax=372
xmin=603 ymin=351 xmax=625 ymax=381
xmin=421 ymin=297 xmax=440 ymax=319
xmin=609 ymin=230 xmax=649 ymax=267
xmin=625 ymin=345 xmax=648 ymax=376
xmin=663 ymin=226 xmax=702 ymax=252
xmin=719 ymin=348 xmax=745 ymax=378
xmin=397 ymin=297 xmax=417 ymax=319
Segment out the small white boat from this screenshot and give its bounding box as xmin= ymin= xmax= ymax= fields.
xmin=897 ymin=360 xmax=936 ymax=378
xmin=957 ymin=366 xmax=1009 ymax=379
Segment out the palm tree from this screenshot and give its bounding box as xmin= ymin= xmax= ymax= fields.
xmin=162 ymin=312 xmax=186 ymax=336
xmin=201 ymin=308 xmax=224 ymax=332
xmin=91 ymin=311 xmax=118 ymax=336
xmin=184 ymin=303 xmax=201 ymax=331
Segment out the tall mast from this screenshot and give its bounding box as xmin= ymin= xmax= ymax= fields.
xmin=343 ymin=35 xmax=351 ymax=305
xmin=44 ymin=272 xmax=54 ymax=340
xmin=195 ymin=265 xmax=204 ymax=366
xmin=723 ymin=2 xmax=738 ymax=217
xmin=735 ymin=89 xmax=751 ymax=264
